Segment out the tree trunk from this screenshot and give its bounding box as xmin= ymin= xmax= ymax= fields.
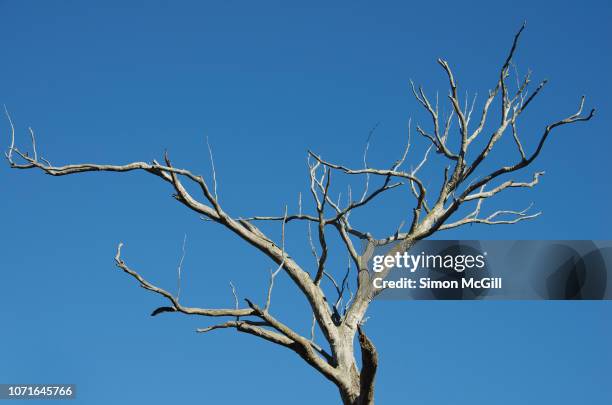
xmin=338 ymin=326 xmax=378 ymax=405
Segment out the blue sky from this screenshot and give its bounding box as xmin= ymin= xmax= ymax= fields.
xmin=1 ymin=1 xmax=611 ymax=404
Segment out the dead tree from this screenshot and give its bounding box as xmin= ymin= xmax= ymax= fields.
xmin=5 ymin=26 xmax=594 ymax=405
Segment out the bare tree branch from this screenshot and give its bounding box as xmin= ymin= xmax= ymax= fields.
xmin=205 ymin=136 xmax=218 ymax=201
xmin=176 ymin=234 xmax=187 ymax=301
xmin=115 ymin=243 xmax=254 ymax=318
xmin=265 ymin=206 xmax=288 ymax=311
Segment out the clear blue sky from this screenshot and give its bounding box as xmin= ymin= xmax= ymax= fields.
xmin=1 ymin=1 xmax=611 ymax=404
